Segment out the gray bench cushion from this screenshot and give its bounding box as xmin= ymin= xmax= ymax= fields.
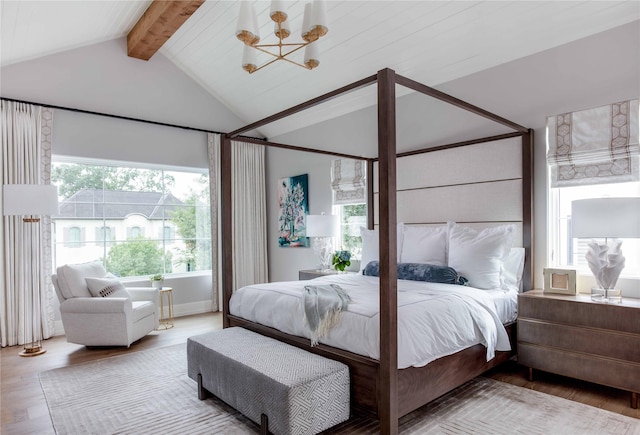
xmin=187 ymin=327 xmax=350 ymax=435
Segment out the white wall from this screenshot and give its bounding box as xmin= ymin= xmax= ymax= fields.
xmin=1 ymin=38 xmax=248 ymax=323
xmin=266 ymin=147 xmax=336 ymax=282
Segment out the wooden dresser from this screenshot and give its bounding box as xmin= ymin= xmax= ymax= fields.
xmin=517 ymin=290 xmax=640 ymax=408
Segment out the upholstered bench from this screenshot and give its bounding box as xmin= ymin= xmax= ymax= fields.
xmin=187 ymin=327 xmax=350 ymax=435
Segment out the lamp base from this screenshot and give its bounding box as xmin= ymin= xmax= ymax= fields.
xmin=19 ymin=344 xmax=47 ymax=357
xmin=591 ymin=288 xmax=622 ymax=304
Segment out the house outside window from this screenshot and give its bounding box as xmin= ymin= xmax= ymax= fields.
xmin=52 ymin=162 xmax=211 ymax=278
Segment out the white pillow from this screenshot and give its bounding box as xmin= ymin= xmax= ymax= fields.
xmin=447 ymin=223 xmax=515 ymax=290
xmin=85 ymin=276 xmax=130 ymax=299
xmin=359 ymin=223 xmax=405 ymax=273
xmin=400 ymin=225 xmax=447 ymax=266
xmin=503 ymin=247 xmax=525 ymax=292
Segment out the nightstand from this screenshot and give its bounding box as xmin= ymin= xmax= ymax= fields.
xmin=517 ymin=290 xmax=640 ymax=408
xmin=298 ymin=269 xmax=348 ymax=280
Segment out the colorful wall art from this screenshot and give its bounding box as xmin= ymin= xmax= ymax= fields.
xmin=278 ymin=174 xmax=309 ymax=247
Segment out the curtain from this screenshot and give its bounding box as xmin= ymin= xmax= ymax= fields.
xmin=1 ymin=101 xmax=55 ymax=347
xmin=546 ymin=99 xmax=639 ymax=187
xmin=231 ymin=140 xmax=268 ymax=290
xmin=331 ymin=158 xmax=366 ymax=204
xmin=207 ymin=133 xmax=221 ymax=311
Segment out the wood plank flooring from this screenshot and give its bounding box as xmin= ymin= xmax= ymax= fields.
xmin=1 ymin=312 xmax=637 ymax=435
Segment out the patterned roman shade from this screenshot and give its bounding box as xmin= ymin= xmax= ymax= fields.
xmin=331 ymin=159 xmax=366 ymax=204
xmin=546 ymin=99 xmax=639 ymax=187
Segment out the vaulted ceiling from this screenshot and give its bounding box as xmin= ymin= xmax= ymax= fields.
xmin=2 ymin=1 xmax=639 ymax=138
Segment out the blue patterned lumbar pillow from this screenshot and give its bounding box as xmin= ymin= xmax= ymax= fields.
xmin=363 ymin=261 xmax=468 ymax=286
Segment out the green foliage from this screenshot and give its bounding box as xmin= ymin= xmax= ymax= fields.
xmin=105 ymin=238 xmax=172 ymax=278
xmin=169 ymin=175 xmax=211 ymax=271
xmin=332 ymin=250 xmax=352 ymax=272
xmin=52 ymin=164 xmax=175 ymax=199
xmin=341 ymin=203 xmax=366 ymax=255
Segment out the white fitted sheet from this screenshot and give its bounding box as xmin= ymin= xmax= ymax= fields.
xmin=229 ymin=274 xmax=512 ymax=369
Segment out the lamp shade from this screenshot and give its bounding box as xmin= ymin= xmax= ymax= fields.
xmin=306 ymin=214 xmax=338 ymax=237
xmin=3 ymin=184 xmax=58 ymax=216
xmin=571 ymin=197 xmax=640 ymax=238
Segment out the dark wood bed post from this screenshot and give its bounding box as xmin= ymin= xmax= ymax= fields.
xmin=366 ymin=159 xmax=375 ymax=229
xmin=377 ymin=68 xmax=399 ymax=435
xmin=221 ymin=134 xmax=233 ymax=328
xmin=521 ymin=129 xmax=534 ymax=291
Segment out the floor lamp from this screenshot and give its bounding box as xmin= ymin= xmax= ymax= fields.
xmin=3 ymin=184 xmax=58 ymax=357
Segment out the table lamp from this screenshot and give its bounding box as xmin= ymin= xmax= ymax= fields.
xmin=571 ymin=197 xmax=640 ymax=302
xmin=306 ymin=213 xmax=339 ymax=271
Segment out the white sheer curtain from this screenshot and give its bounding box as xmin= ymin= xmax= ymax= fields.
xmin=231 ymin=140 xmax=268 ymax=289
xmin=207 ymin=133 xmax=221 ymax=311
xmin=1 ymin=101 xmax=55 ymax=347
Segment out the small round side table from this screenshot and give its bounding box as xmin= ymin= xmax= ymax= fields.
xmin=158 ymin=287 xmax=174 ymax=330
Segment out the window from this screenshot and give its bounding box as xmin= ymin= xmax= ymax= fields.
xmin=548 ymin=181 xmax=640 ymax=277
xmin=65 ymin=226 xmax=83 ymax=248
xmin=330 ymin=159 xmax=367 ymax=260
xmin=333 ymin=203 xmax=366 ymax=260
xmin=95 ymin=226 xmax=115 ymax=247
xmin=128 ymin=226 xmax=144 ymax=239
xmin=52 ymin=161 xmax=211 ymax=278
xmin=163 ymin=225 xmax=173 ymax=242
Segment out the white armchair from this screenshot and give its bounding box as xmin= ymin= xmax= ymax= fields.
xmin=52 ymin=262 xmax=160 ymax=347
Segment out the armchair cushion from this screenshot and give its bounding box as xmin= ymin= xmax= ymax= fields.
xmin=56 ymin=261 xmax=106 ymax=299
xmin=86 ymin=276 xmax=130 ymax=299
xmin=59 ymin=297 xmax=132 ymax=315
xmin=132 ymin=301 xmax=155 ymax=323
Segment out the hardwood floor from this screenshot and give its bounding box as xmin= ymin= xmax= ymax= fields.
xmin=1 ymin=312 xmax=637 ymax=434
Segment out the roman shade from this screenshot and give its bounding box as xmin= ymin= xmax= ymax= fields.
xmin=331 ymin=158 xmax=366 ymax=204
xmin=546 ymin=99 xmax=639 ymax=187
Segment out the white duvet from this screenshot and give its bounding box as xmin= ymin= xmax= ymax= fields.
xmin=229 ymin=274 xmax=512 ymax=369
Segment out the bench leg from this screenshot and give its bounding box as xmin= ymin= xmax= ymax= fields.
xmin=260 ymin=413 xmax=269 ymax=435
xmin=631 ymin=392 xmax=638 ymax=409
xmin=197 ymin=374 xmax=209 ymax=400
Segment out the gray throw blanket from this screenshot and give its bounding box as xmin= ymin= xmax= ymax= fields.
xmin=302 ymin=284 xmax=351 ymax=346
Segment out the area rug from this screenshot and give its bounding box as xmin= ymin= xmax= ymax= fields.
xmin=39 ymin=343 xmax=640 ymax=434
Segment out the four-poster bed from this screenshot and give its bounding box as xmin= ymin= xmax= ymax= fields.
xmin=221 ymin=68 xmax=533 ymax=434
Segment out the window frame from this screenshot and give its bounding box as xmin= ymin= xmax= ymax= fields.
xmin=51 ymin=158 xmax=212 ymax=279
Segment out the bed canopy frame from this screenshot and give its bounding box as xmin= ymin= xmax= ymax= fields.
xmin=221 ymin=68 xmax=533 ymax=434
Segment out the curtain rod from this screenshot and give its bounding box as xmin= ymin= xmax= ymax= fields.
xmin=0 ymin=96 xmax=264 ymax=141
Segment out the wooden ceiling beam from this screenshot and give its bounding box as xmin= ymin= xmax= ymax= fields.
xmin=127 ymin=0 xmax=204 ymax=61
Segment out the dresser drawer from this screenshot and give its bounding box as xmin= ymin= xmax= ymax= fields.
xmin=518 ymin=318 xmax=640 ymax=363
xmin=518 ymin=294 xmax=640 ymax=335
xmin=518 ymin=343 xmax=640 ymax=393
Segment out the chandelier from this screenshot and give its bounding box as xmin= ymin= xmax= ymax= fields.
xmin=236 ymin=0 xmax=329 ymax=74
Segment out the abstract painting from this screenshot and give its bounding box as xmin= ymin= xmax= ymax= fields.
xmin=278 ymin=174 xmax=309 ymax=247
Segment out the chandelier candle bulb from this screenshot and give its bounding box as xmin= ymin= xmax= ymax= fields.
xmin=304 ymin=41 xmax=320 ymax=69
xmin=309 ymin=0 xmax=329 ymax=39
xmin=274 ymin=19 xmax=291 ymax=39
xmin=242 ymin=45 xmax=257 ymax=73
xmin=270 ymin=0 xmax=288 ymax=23
xmin=236 ymin=1 xmax=260 ymax=45
xmin=301 ymin=3 xmax=313 ymax=42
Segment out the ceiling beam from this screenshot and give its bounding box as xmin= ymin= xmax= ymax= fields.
xmin=127 ymin=0 xmax=204 ymax=61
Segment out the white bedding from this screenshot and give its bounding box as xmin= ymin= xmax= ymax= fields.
xmin=229 ymin=274 xmax=513 ymax=369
